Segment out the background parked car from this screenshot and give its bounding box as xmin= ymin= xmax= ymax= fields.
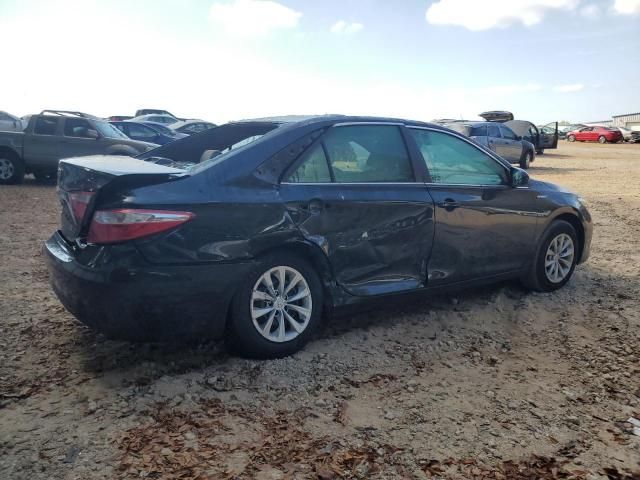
xmin=107 ymin=115 xmax=133 ymax=121
xmin=111 ymin=121 xmax=186 ymax=145
xmin=135 ymin=109 xmax=180 ymax=119
xmin=140 ymin=121 xmax=188 ymax=139
xmin=446 ymin=121 xmax=536 ymax=168
xmin=614 ymin=126 xmax=640 ymax=143
xmin=131 ymin=114 xmax=179 ymax=125
xmin=0 ymin=111 xmax=26 ymax=132
xmin=567 ymin=126 xmax=623 ymax=144
xmin=0 ymin=110 xmax=157 ymax=184
xmin=170 ymin=120 xmax=217 ymax=135
xmin=477 ymin=111 xmax=558 ymax=155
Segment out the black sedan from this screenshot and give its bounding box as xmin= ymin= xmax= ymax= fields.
xmin=44 ymin=116 xmax=592 ymax=358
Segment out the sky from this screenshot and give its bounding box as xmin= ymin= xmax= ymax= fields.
xmin=0 ymin=0 xmax=639 ymax=124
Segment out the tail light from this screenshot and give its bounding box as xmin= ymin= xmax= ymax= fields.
xmin=68 ymin=191 xmax=95 ymax=224
xmin=87 ymin=209 xmax=194 ymax=244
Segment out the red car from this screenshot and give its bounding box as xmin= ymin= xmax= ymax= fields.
xmin=567 ymin=126 xmax=623 ymax=144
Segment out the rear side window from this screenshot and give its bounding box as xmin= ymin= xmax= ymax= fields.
xmin=64 ymin=118 xmax=93 ymax=138
xmin=409 ymin=129 xmax=507 ymax=185
xmin=487 ymin=125 xmax=501 ymax=138
xmin=469 ymin=125 xmax=487 ymax=137
xmin=323 ymin=125 xmax=414 ymax=183
xmin=287 ymin=144 xmax=331 ymax=183
xmin=34 ymin=116 xmax=59 ymax=135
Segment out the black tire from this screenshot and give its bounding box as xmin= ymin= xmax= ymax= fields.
xmin=567 ymin=135 xmax=576 ymax=142
xmin=522 ymin=220 xmax=578 ymax=292
xmin=225 ymin=252 xmax=323 ymax=359
xmin=598 ymin=135 xmax=607 ymax=144
xmin=520 ymin=150 xmax=533 ymax=169
xmin=536 ymin=149 xmax=544 ymax=155
xmin=0 ymin=152 xmax=25 ymax=185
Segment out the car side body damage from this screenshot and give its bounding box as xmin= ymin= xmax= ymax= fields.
xmin=44 ymin=116 xmax=592 ymax=355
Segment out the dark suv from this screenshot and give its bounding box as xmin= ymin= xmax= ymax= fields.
xmin=446 ymin=122 xmax=536 ymax=169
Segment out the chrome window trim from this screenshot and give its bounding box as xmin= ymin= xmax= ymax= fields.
xmin=333 ymin=121 xmax=405 ymax=127
xmin=281 ymin=181 xmax=424 ymax=186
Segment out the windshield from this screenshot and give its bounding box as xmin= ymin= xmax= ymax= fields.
xmin=94 ymin=120 xmax=129 ymax=139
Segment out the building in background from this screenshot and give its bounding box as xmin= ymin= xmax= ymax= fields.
xmin=583 ymin=119 xmax=613 ymax=127
xmin=611 ymin=112 xmax=640 ymax=131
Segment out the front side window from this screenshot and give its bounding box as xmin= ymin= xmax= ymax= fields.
xmin=323 ymin=125 xmax=414 ymax=183
xmin=409 ymin=129 xmax=507 ymax=186
xmin=64 ymin=118 xmax=93 ymax=138
xmin=94 ymin=121 xmax=128 ymax=139
xmin=34 ymin=116 xmax=59 ymax=135
xmin=287 ymin=144 xmax=331 ymax=183
xmin=127 ymin=123 xmax=157 ymax=141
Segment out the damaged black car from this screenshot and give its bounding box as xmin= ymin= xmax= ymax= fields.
xmin=44 ymin=116 xmax=592 ymax=358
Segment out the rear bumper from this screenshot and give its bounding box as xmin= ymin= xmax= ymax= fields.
xmin=44 ymin=231 xmax=254 ymax=341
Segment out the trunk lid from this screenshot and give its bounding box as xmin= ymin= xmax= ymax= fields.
xmin=57 ymin=155 xmax=187 ymax=242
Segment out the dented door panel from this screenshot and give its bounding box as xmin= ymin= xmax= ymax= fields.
xmin=280 ymin=183 xmax=435 ymax=296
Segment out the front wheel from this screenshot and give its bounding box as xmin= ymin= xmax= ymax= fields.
xmin=522 ymin=220 xmax=578 ymax=292
xmin=520 ymin=150 xmax=533 ymax=169
xmin=567 ymin=135 xmax=576 ymax=142
xmin=536 ymin=149 xmax=544 ymax=155
xmin=226 ymin=253 xmax=323 ymax=358
xmin=0 ymin=154 xmax=25 ymax=185
xmin=598 ymin=135 xmax=607 ymax=144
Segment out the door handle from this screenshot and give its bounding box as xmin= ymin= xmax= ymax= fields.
xmin=438 ymin=198 xmax=460 ymax=211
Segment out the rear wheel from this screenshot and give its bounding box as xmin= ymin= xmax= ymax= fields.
xmin=226 ymin=253 xmax=323 ymax=358
xmin=567 ymin=135 xmax=576 ymax=142
xmin=536 ymin=149 xmax=544 ymax=155
xmin=520 ymin=150 xmax=533 ymax=169
xmin=522 ymin=220 xmax=578 ymax=292
xmin=598 ymin=135 xmax=607 ymax=144
xmin=0 ymin=153 xmax=25 ymax=185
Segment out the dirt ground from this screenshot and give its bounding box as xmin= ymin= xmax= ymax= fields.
xmin=1 ymin=141 xmax=639 ymax=480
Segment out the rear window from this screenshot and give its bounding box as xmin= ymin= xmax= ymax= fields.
xmin=470 ymin=125 xmax=487 ymax=137
xmin=34 ymin=116 xmax=58 ymax=135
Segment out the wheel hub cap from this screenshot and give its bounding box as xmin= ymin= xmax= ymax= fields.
xmin=0 ymin=158 xmax=13 ymax=180
xmin=544 ymin=233 xmax=575 ymax=283
xmin=251 ymin=266 xmax=312 ymax=343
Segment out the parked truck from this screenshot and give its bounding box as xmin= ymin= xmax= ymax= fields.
xmin=0 ymin=110 xmax=158 ymax=184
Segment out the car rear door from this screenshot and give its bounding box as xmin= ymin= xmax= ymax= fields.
xmin=23 ymin=116 xmax=61 ymax=169
xmin=498 ymin=125 xmax=523 ymax=162
xmin=279 ymin=123 xmax=435 ymax=296
xmin=406 ymin=127 xmax=540 ymax=285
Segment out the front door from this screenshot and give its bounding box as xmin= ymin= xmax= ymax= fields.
xmin=59 ymin=118 xmax=102 ymax=158
xmin=406 ymin=127 xmax=540 ymax=285
xmin=540 ymin=122 xmax=559 ymax=149
xmin=280 ymin=124 xmax=435 ymax=296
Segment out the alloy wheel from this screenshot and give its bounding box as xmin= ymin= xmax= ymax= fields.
xmin=544 ymin=233 xmax=575 ymax=283
xmin=0 ymin=158 xmax=14 ymax=180
xmin=250 ymin=266 xmax=312 ymax=343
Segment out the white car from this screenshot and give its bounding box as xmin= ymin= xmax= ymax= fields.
xmin=131 ymin=114 xmax=178 ymax=125
xmin=0 ymin=111 xmax=25 ymax=132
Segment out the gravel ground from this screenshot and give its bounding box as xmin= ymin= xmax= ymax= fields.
xmin=1 ymin=141 xmax=639 ymax=479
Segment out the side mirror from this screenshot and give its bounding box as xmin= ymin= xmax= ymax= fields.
xmin=87 ymin=129 xmax=99 ymax=139
xmin=510 ymin=167 xmax=529 ymax=187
